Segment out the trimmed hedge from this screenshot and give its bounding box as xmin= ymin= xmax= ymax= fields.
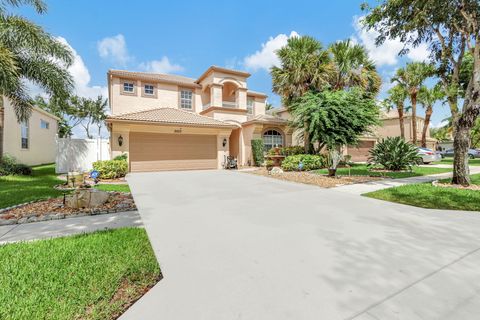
xmin=251 ymin=139 xmax=264 ymax=166
xmin=92 ymin=160 xmax=128 ymax=179
xmin=281 ymin=154 xmax=327 ymax=171
xmin=268 ymin=146 xmax=304 ymax=156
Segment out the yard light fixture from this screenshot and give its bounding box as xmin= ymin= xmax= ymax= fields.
xmin=223 ymin=138 xmax=227 ymax=147
xmin=118 ymin=135 xmax=124 ymax=146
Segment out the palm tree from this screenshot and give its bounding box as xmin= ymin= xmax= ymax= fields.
xmin=0 ymin=0 xmax=73 ymax=155
xmin=328 ymin=40 xmax=381 ymax=95
xmin=271 ymin=36 xmax=332 ymax=152
xmin=90 ymin=96 xmax=109 ymax=138
xmin=418 ymin=84 xmax=445 ymax=148
xmin=391 ymin=62 xmax=434 ymax=144
xmin=271 ymin=36 xmax=332 ymax=105
xmin=384 ymin=84 xmax=408 ymax=139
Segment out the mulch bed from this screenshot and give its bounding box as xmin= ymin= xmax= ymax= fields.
xmin=247 ymin=168 xmax=382 ymax=188
xmin=0 ymin=192 xmax=136 ymax=222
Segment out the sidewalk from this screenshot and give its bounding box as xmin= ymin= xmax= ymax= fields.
xmin=333 ymin=166 xmax=480 ymax=195
xmin=0 ymin=211 xmax=142 ymax=244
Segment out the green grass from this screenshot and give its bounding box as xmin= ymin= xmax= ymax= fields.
xmin=436 ymin=158 xmax=480 ymax=166
xmin=0 ymin=228 xmax=161 ymax=320
xmin=0 ymin=164 xmax=64 ymax=209
xmin=364 ymin=174 xmax=480 ymax=211
xmin=315 ymin=164 xmax=451 ymax=179
xmin=95 ymin=184 xmax=131 ymax=192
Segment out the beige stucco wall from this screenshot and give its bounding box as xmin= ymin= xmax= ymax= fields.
xmin=110 ymin=77 xmax=202 ymax=115
xmin=2 ymin=98 xmax=58 ymax=166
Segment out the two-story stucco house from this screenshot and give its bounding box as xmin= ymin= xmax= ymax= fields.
xmin=106 ymin=66 xmax=292 ymax=172
xmin=0 ymin=97 xmax=59 ymax=166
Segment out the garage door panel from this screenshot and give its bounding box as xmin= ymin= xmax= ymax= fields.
xmin=348 ymin=141 xmax=375 ymax=162
xmin=130 ymin=132 xmax=217 ymax=171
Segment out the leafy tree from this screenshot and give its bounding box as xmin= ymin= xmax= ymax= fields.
xmin=362 ymin=0 xmax=480 ymax=185
xmin=471 ymin=118 xmax=480 ymax=148
xmin=430 ymin=126 xmax=451 ymax=143
xmin=418 ymin=84 xmax=445 ymax=147
xmin=329 ymin=39 xmax=381 ymax=95
xmin=289 ymin=89 xmax=380 ymax=175
xmin=383 ymin=84 xmax=408 ymax=139
xmin=35 ymin=95 xmax=108 ymax=139
xmin=265 ymin=102 xmax=273 ymax=111
xmin=391 ymin=62 xmax=435 ymax=145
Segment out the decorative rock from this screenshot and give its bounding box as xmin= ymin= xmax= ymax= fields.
xmin=0 ymin=218 xmax=17 ymax=226
xmin=27 ymin=216 xmax=38 ymax=223
xmin=66 ymin=189 xmax=109 ymax=209
xmin=270 ymin=167 xmax=284 ymax=175
xmin=18 ymin=217 xmax=28 ymax=224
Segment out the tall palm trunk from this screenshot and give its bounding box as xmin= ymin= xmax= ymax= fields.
xmin=397 ymin=103 xmax=405 ymax=139
xmin=421 ymin=105 xmax=433 ymax=148
xmin=0 ymin=97 xmax=4 ymax=157
xmin=410 ymin=91 xmax=418 ymax=144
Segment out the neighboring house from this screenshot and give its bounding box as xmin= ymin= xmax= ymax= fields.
xmin=106 ymin=66 xmax=292 ymax=172
xmin=0 ymin=97 xmax=59 ymax=166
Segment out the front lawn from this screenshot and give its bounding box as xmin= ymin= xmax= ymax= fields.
xmin=0 ymin=164 xmax=64 ymax=209
xmin=0 ymin=227 xmax=160 ymax=320
xmin=95 ymin=184 xmax=131 ymax=193
xmin=315 ymin=163 xmax=451 ymax=179
xmin=436 ymin=158 xmax=480 ymax=166
xmin=364 ymin=174 xmax=480 ymax=211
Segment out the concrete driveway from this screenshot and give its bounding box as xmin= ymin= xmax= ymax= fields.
xmin=122 ymin=170 xmax=480 ymax=320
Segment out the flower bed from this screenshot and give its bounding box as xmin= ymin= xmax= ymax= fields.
xmin=0 ymin=192 xmax=136 ymax=225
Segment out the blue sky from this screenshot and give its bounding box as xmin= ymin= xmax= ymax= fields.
xmin=18 ymin=0 xmax=451 ymax=137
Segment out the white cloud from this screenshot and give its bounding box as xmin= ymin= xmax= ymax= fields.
xmin=97 ymin=34 xmax=131 ymax=66
xmin=58 ymin=37 xmax=107 ymax=99
xmin=352 ymin=16 xmax=430 ymax=66
xmin=431 ymin=120 xmax=449 ymax=129
xmin=243 ymin=31 xmax=300 ymax=71
xmin=138 ymin=56 xmax=184 ymax=74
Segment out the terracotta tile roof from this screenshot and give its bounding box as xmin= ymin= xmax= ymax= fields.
xmin=243 ymin=114 xmax=289 ymax=126
xmin=108 ymin=70 xmax=201 ymax=87
xmin=107 ymin=107 xmax=235 ymax=128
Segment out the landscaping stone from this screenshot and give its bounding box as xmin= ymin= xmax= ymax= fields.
xmin=66 ymin=189 xmax=110 ymax=209
xmin=270 ymin=167 xmax=284 ymax=175
xmin=0 ymin=218 xmax=17 ymax=226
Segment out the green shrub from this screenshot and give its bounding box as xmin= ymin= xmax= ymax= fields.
xmin=281 ymin=154 xmax=327 ymax=171
xmin=267 ymin=146 xmax=304 ymax=156
xmin=113 ymin=153 xmax=128 ymax=161
xmin=92 ymin=160 xmax=128 ymax=179
xmin=251 ymin=139 xmax=264 ymax=166
xmin=0 ymin=155 xmax=32 ymax=176
xmin=368 ymin=137 xmax=420 ymax=171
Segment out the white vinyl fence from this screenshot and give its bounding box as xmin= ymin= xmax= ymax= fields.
xmin=56 ymin=138 xmax=110 ymax=173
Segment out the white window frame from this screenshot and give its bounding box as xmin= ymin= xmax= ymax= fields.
xmin=40 ymin=119 xmax=50 ymax=129
xmin=123 ymin=82 xmax=134 ymax=93
xmin=21 ymin=120 xmax=29 ymax=149
xmin=144 ymin=84 xmax=154 ymax=95
xmin=180 ymin=89 xmax=193 ymax=110
xmin=263 ymin=129 xmax=283 ymax=151
xmin=247 ymin=98 xmax=254 ymax=115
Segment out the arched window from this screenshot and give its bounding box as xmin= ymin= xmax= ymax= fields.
xmin=263 ymin=129 xmax=283 ymax=151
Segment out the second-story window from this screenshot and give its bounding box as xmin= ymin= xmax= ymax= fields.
xmin=123 ymin=82 xmax=134 ymax=93
xmin=40 ymin=119 xmax=49 ymax=129
xmin=144 ymin=84 xmax=154 ymax=95
xmin=180 ymin=89 xmax=193 ymax=109
xmin=247 ymin=98 xmax=254 ymax=115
